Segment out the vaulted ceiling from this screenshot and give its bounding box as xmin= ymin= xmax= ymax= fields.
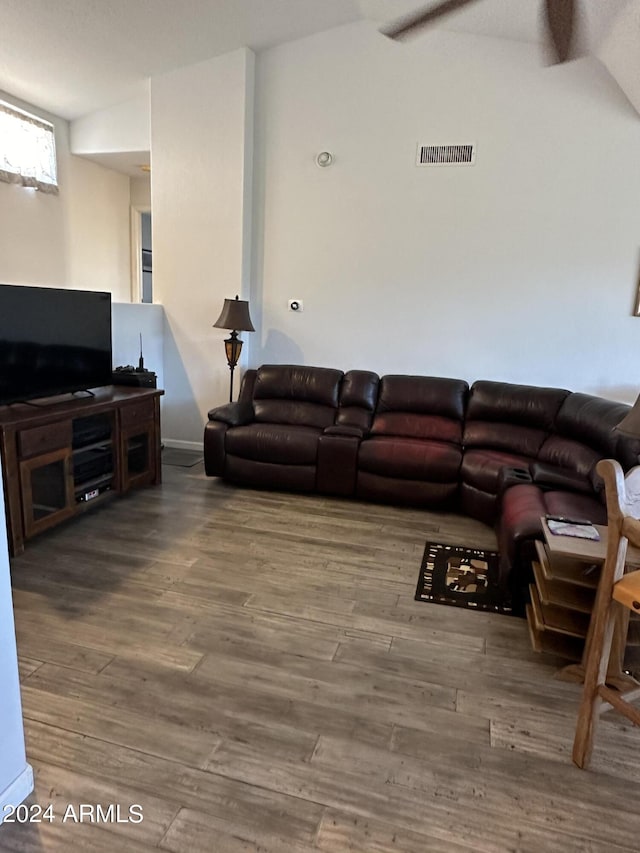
xmin=0 ymin=0 xmax=637 ymax=121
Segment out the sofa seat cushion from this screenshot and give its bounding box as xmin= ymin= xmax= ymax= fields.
xmin=371 ymin=413 xmax=461 ymax=443
xmin=544 ymin=490 xmax=606 ymax=523
xmin=499 ymin=483 xmax=606 ymax=551
xmin=359 ymin=436 xmax=461 ymax=482
xmin=225 ymin=423 xmax=321 ymax=465
xmin=461 ymin=448 xmax=533 ymax=494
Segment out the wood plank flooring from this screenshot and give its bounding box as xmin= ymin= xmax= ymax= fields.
xmin=2 ymin=464 xmax=640 ymax=852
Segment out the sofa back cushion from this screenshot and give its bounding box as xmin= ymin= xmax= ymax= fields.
xmin=464 ymin=381 xmax=569 ymax=457
xmin=464 ymin=422 xmax=547 ymax=458
xmin=537 ymin=436 xmax=601 ymax=479
xmin=252 ymin=364 xmax=343 ymax=428
xmin=554 ymin=393 xmax=629 ymax=454
xmin=238 ymin=369 xmax=257 ymax=404
xmin=336 ymin=370 xmax=380 ymax=432
xmin=466 ymin=381 xmax=569 ymax=429
xmin=544 ymin=392 xmax=640 ymax=477
xmin=370 ymin=375 xmax=468 ymax=444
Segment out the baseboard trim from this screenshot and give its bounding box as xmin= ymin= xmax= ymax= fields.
xmin=161 ymin=439 xmax=202 ymax=452
xmin=0 ymin=764 xmax=34 ymax=825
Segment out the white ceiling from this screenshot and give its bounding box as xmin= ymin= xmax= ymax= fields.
xmin=0 ymin=0 xmax=361 ymax=120
xmin=0 ymin=0 xmax=635 ymax=123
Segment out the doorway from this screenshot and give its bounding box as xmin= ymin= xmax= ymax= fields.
xmin=131 ymin=207 xmax=152 ymax=303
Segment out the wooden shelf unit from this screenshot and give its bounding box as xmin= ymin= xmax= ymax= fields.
xmin=527 ymin=519 xmax=640 ymax=682
xmin=0 ymin=386 xmax=163 ymax=556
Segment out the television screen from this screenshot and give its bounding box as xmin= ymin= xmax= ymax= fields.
xmin=0 ymin=284 xmax=112 ymax=405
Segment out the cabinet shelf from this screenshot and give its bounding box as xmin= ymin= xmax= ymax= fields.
xmin=531 ymin=559 xmax=595 ymax=614
xmin=533 ymin=540 xmax=599 ymax=589
xmin=72 ymin=439 xmax=113 ymax=455
xmin=32 ymin=502 xmax=63 ymax=520
xmin=529 ymin=584 xmax=590 ymax=639
xmin=74 ymin=473 xmax=114 ymax=497
xmin=526 ymin=603 xmax=583 ymax=662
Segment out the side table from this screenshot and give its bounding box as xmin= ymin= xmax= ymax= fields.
xmin=527 ymin=519 xmax=640 ymax=687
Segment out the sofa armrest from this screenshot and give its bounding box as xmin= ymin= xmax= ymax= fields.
xmin=207 ymin=401 xmax=254 ymax=427
xmin=530 ymin=461 xmax=592 ymax=495
xmin=317 ymin=428 xmax=362 ymax=496
xmin=204 ymin=420 xmax=227 ymax=476
xmin=497 ymin=465 xmax=533 ymax=496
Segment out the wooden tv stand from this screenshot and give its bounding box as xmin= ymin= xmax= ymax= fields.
xmin=0 ymin=386 xmax=163 ymax=556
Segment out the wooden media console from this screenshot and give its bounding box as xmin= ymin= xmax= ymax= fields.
xmin=0 ymin=386 xmax=163 ymax=555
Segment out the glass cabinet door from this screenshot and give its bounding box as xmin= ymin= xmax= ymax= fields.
xmin=121 ymin=424 xmax=156 ymax=491
xmin=20 ymin=448 xmax=75 ymax=538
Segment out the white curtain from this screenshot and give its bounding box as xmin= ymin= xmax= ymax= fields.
xmin=0 ymin=101 xmax=58 ymax=194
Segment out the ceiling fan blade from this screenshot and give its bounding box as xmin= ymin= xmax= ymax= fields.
xmin=544 ymin=0 xmax=576 ymax=63
xmin=381 ymin=0 xmax=480 ymax=41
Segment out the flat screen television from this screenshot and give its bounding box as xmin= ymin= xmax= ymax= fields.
xmin=0 ymin=284 xmax=112 ymax=405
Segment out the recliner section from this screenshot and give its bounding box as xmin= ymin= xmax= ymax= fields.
xmin=460 ymin=381 xmax=570 ymax=524
xmin=356 ymin=374 xmax=467 ymax=508
xmin=206 ymin=364 xmax=343 ymax=491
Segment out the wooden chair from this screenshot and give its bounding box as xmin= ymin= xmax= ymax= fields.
xmin=573 ymin=458 xmax=640 ymax=769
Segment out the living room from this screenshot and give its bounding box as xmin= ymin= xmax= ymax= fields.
xmin=2 ymin=1 xmax=640 ymax=850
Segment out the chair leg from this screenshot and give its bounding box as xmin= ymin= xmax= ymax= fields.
xmin=572 ymin=601 xmax=618 ymax=769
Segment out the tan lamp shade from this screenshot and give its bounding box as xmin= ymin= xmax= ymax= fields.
xmin=617 ymin=394 xmax=640 ymax=439
xmin=213 ymin=295 xmax=255 ymax=333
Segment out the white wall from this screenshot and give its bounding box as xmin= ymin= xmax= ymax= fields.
xmin=151 ymin=48 xmax=255 ymax=447
xmin=5 ymin=20 xmax=640 ymax=451
xmin=253 ymin=23 xmax=640 ymax=403
xmin=64 ymin=154 xmax=131 ymax=300
xmin=0 ymin=458 xmax=33 ymax=823
xmin=130 ymin=176 xmax=151 ymax=209
xmin=70 ymin=90 xmax=150 ymax=156
xmin=0 ymin=91 xmax=132 ymax=302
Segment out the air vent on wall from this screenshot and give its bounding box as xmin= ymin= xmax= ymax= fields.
xmin=416 ymin=144 xmax=475 ymax=166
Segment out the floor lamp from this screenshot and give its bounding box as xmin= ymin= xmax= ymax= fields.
xmin=213 ymin=295 xmax=255 ymax=402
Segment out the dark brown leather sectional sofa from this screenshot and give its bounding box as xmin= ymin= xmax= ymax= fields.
xmin=204 ymin=364 xmax=640 ymax=606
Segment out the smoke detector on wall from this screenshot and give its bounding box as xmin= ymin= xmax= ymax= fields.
xmin=316 ymin=151 xmax=333 ymax=168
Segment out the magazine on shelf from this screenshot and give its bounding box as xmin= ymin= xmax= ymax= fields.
xmin=545 ymin=515 xmax=600 ymax=541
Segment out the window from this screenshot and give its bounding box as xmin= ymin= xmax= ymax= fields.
xmin=0 ymin=99 xmax=58 ymax=194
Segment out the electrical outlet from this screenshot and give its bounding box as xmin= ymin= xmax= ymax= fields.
xmin=288 ymin=299 xmax=303 ymax=312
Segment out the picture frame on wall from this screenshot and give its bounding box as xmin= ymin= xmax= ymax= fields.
xmin=634 ymin=251 xmax=640 ymax=316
